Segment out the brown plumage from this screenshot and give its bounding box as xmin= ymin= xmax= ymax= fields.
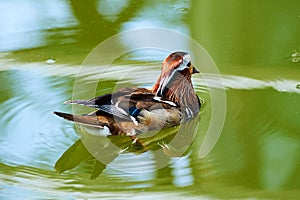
xmin=54 ymin=52 xmax=200 ymax=136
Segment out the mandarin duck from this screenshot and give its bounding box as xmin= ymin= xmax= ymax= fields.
xmin=54 ymin=52 xmax=201 ymax=136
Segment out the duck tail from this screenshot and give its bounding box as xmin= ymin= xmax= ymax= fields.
xmin=53 ymin=111 xmax=103 ymax=128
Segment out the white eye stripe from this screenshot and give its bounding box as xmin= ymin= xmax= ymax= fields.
xmin=183 ymin=54 xmax=191 ymax=65
xmin=177 ymin=53 xmax=191 ymax=71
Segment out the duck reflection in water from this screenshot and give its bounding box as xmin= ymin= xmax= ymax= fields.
xmin=54 ymin=52 xmax=201 ymax=178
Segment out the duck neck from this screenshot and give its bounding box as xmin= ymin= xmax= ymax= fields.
xmin=153 ymin=72 xmax=200 ymax=119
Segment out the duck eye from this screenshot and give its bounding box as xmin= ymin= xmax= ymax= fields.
xmin=187 ymin=62 xmax=191 ymax=67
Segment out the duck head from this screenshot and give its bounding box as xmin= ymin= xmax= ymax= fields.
xmin=152 ymin=52 xmax=199 ymax=97
xmin=151 ymin=52 xmax=200 ymax=118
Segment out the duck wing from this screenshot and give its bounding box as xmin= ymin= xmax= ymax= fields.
xmin=64 ymin=87 xmax=176 ymax=121
xmin=54 ymin=87 xmax=181 ymax=135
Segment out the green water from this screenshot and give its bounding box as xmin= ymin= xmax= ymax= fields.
xmin=1 ymin=0 xmax=300 ymax=199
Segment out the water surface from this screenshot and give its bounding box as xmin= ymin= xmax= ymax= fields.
xmin=1 ymin=0 xmax=300 ymax=199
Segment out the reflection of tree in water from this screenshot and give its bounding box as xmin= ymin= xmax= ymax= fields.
xmin=11 ymin=0 xmax=143 ymax=63
xmin=55 ymin=115 xmax=199 ymax=179
xmin=70 ymin=0 xmax=143 ymax=45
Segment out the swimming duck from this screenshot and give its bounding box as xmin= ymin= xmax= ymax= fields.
xmin=54 ymin=51 xmax=200 ymax=136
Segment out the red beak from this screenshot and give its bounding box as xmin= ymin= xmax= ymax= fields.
xmin=192 ymin=67 xmax=199 ymax=74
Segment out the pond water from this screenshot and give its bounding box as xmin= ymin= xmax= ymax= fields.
xmin=1 ymin=0 xmax=300 ymax=199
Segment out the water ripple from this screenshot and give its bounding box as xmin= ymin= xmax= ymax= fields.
xmin=2 ymin=60 xmax=300 ymax=94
